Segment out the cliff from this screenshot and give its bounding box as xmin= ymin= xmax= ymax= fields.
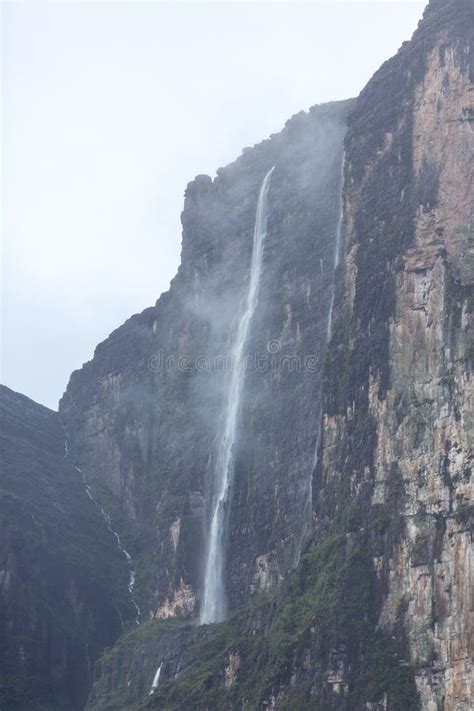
xmin=0 ymin=386 xmax=136 ymax=709
xmin=83 ymin=0 xmax=473 ymax=708
xmin=321 ymin=0 xmax=473 ymax=705
xmin=2 ymin=0 xmax=472 ymax=708
xmin=59 ymin=99 xmax=351 ymax=621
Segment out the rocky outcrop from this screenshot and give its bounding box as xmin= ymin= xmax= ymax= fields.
xmin=0 ymin=386 xmax=135 ymax=710
xmin=59 ymin=100 xmax=351 ymax=620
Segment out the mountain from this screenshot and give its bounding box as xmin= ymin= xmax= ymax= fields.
xmin=1 ymin=0 xmax=472 ymax=708
xmin=0 ymin=386 xmax=139 ymax=710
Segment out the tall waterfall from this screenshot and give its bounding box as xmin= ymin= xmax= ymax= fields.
xmin=200 ymin=167 xmax=275 ymax=625
xmin=326 ymin=153 xmax=345 ymax=342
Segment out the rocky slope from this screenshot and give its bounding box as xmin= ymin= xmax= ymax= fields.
xmin=0 ymin=386 xmax=135 ymax=710
xmin=82 ymin=0 xmax=473 ymax=709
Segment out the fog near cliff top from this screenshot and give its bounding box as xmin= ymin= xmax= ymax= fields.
xmin=2 ymin=1 xmax=423 ymax=409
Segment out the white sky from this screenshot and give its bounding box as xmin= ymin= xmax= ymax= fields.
xmin=2 ymin=0 xmax=424 ymax=409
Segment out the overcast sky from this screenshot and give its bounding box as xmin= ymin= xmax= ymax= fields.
xmin=2 ymin=0 xmax=424 ymax=409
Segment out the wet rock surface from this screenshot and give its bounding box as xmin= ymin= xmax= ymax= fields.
xmin=0 ymin=386 xmax=134 ymax=710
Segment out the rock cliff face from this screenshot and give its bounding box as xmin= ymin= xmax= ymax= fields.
xmin=323 ymin=0 xmax=473 ymax=706
xmin=59 ymin=100 xmax=350 ymax=620
xmin=82 ymin=1 xmax=473 ymax=709
xmin=0 ymin=386 xmax=135 ymax=710
xmin=3 ymin=0 xmax=472 ymax=708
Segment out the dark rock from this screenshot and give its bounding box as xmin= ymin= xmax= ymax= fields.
xmin=0 ymin=386 xmax=134 ymax=710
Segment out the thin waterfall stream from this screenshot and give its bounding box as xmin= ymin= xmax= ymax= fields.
xmin=148 ymin=663 xmax=162 ymax=695
xmin=200 ymin=167 xmax=275 ymax=624
xmin=326 ymin=152 xmax=345 ymax=342
xmin=65 ymin=440 xmax=141 ymax=625
xmin=312 ymin=152 xmax=345 ymax=473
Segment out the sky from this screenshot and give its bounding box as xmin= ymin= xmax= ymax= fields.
xmin=2 ymin=0 xmax=424 ymax=410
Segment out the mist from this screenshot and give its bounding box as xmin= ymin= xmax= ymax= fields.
xmin=1 ymin=1 xmax=424 ymax=408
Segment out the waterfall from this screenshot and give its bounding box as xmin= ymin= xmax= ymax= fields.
xmin=200 ymin=167 xmax=275 ymax=625
xmin=65 ymin=442 xmax=141 ymax=625
xmin=148 ymin=663 xmax=162 ymax=695
xmin=79 ymin=467 xmax=141 ymax=625
xmin=312 ymin=153 xmax=345 ymax=473
xmin=326 ymin=153 xmax=345 ymax=342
